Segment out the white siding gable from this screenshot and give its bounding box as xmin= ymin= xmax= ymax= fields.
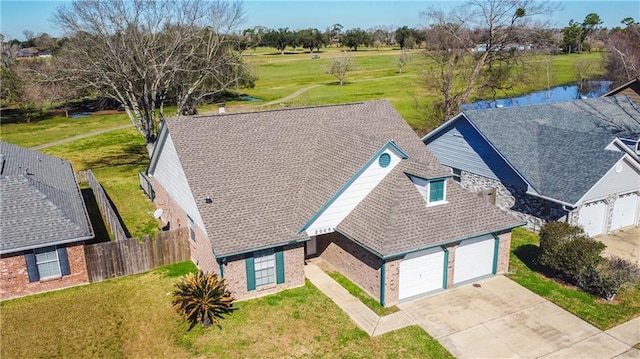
xmin=581 ymin=156 xmax=640 ymax=203
xmin=305 ymin=146 xmax=404 ymax=235
xmin=149 ymin=133 xmax=207 ymax=233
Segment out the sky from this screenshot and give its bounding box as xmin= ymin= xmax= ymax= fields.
xmin=1 ymin=0 xmax=639 ymax=41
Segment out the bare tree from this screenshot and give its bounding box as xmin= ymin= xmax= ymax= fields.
xmin=397 ymin=50 xmax=411 ymax=73
xmin=324 ymin=51 xmax=355 ymax=85
xmin=421 ymin=0 xmax=556 ymax=122
xmin=0 ymin=35 xmax=22 ymax=107
xmin=53 ymin=0 xmax=253 ymax=145
xmin=605 ymin=23 xmax=640 ymax=86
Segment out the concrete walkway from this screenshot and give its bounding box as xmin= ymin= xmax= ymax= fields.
xmin=304 ymin=263 xmax=414 ymax=336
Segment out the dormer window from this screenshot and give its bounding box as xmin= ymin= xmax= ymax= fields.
xmin=408 ymin=174 xmax=448 ymax=207
xmin=427 ymin=179 xmax=447 ymax=206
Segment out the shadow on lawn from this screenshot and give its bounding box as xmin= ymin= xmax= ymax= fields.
xmin=85 ymin=143 xmax=148 ymax=169
xmin=513 ymin=244 xmax=556 ymax=278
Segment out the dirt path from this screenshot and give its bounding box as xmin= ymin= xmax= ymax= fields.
xmin=32 ymin=124 xmax=132 ymax=150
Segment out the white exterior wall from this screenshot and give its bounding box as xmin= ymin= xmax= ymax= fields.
xmin=581 ymin=156 xmax=640 ymax=203
xmin=306 ymin=148 xmax=403 ymax=235
xmin=149 ymin=133 xmax=207 ymax=233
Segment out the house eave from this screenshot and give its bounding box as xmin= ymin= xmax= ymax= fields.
xmin=214 ymin=236 xmax=310 ymax=260
xmin=380 ymin=222 xmax=526 ymax=260
xmin=0 ymin=234 xmax=95 ymax=256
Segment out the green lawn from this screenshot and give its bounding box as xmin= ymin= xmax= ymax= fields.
xmin=326 ymin=270 xmax=400 ymax=316
xmin=508 ymin=228 xmax=640 ymax=330
xmin=0 ymin=261 xmax=452 ymax=359
xmin=0 ymin=112 xmax=130 ymax=148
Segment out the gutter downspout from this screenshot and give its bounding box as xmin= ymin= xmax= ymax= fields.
xmin=379 ymin=262 xmax=386 ymax=307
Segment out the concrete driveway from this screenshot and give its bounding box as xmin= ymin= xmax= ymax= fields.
xmin=398 ymin=276 xmax=639 ymax=358
xmin=596 ymin=226 xmax=640 ymax=265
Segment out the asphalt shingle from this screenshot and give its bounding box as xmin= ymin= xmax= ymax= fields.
xmin=464 ymin=96 xmax=640 ymax=204
xmin=164 ymin=100 xmax=520 ymax=257
xmin=0 ymin=141 xmax=93 ymax=254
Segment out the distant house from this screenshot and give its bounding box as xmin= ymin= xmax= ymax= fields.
xmin=146 ymin=101 xmax=521 ymax=306
xmin=38 ymin=50 xmax=52 ymax=58
xmin=0 ymin=142 xmax=94 ymax=300
xmin=423 ymin=96 xmax=640 ymax=236
xmin=603 ymin=78 xmax=640 ymax=105
xmin=17 ymin=47 xmax=39 ymax=58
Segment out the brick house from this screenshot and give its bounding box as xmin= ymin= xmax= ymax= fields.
xmin=422 ymin=96 xmax=640 ymax=236
xmin=147 ymin=101 xmax=521 ymax=306
xmin=0 ymin=142 xmax=94 ymax=300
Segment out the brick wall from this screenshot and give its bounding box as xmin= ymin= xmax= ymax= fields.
xmin=152 ymin=179 xmax=218 ymax=276
xmin=222 ymin=244 xmax=305 ymax=301
xmin=496 ymin=231 xmax=511 ymax=274
xmin=317 ymin=232 xmax=382 ymax=302
xmin=0 ymin=242 xmax=89 ymax=300
xmin=383 ymin=258 xmax=400 ymax=306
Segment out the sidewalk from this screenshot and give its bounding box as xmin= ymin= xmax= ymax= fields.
xmin=304 ymin=263 xmax=414 ymax=336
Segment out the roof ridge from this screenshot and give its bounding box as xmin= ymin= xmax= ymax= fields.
xmin=188 ymin=100 xmax=378 ymax=119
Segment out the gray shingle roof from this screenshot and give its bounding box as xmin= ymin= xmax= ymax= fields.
xmin=463 ymin=96 xmax=640 ymax=204
xmin=164 ymin=100 xmax=520 ymax=257
xmin=0 ymin=141 xmax=93 ymax=254
xmin=337 ymin=160 xmax=520 ymax=257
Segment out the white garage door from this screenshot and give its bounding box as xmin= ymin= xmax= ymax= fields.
xmin=399 ymin=247 xmax=445 ymax=300
xmin=578 ymin=201 xmax=607 ymax=236
xmin=453 ymin=234 xmax=496 ymax=285
xmin=611 ymin=193 xmax=639 ymax=231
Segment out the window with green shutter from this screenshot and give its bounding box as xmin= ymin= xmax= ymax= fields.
xmin=246 ymin=247 xmax=286 ymax=291
xmin=428 ymin=179 xmax=446 ymax=204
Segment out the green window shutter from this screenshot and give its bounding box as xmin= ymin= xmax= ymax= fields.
xmin=429 ymin=180 xmax=444 ymax=202
xmin=25 ymin=252 xmax=40 ymax=282
xmin=57 ymin=247 xmax=71 ymax=276
xmin=275 ymin=248 xmax=285 ymax=284
xmin=245 ymin=256 xmax=256 ymax=291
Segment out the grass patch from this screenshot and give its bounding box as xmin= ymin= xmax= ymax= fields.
xmin=326 ymin=271 xmax=399 ymax=316
xmin=0 ymin=112 xmax=130 ymax=148
xmin=1 ymin=261 xmax=451 ymax=358
xmin=41 ymin=128 xmax=158 ymax=238
xmin=508 ymin=228 xmax=640 ymax=330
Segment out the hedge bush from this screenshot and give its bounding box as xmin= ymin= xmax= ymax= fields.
xmin=579 ymin=257 xmax=640 ymax=301
xmin=539 ymin=222 xmax=605 ymax=283
xmin=537 ymin=222 xmax=640 ymax=301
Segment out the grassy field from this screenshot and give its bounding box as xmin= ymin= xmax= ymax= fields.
xmin=240 ymin=48 xmax=604 ymax=132
xmin=0 ymin=261 xmax=453 ymax=359
xmin=508 ymin=228 xmax=640 ymax=330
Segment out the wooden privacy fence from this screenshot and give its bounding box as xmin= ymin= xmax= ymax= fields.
xmin=84 ymin=228 xmax=190 ymax=282
xmin=77 ymin=170 xmax=128 ymax=242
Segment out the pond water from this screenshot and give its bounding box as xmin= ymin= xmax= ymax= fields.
xmin=462 ymin=80 xmax=612 ymax=110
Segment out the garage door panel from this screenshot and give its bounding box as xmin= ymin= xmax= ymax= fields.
xmin=399 ymin=247 xmax=445 ymax=300
xmin=578 ymin=201 xmax=607 ymax=236
xmin=611 ymin=194 xmax=638 ymax=231
xmin=453 ymin=234 xmax=495 ymax=285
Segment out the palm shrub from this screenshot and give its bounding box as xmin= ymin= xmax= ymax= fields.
xmin=172 ymin=270 xmax=236 ymax=330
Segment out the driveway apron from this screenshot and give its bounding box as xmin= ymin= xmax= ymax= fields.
xmin=399 ymin=276 xmax=637 ymax=358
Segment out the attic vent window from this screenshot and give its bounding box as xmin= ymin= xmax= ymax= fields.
xmin=378 ymin=153 xmax=391 ymax=168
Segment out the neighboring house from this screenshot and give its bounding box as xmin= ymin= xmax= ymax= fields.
xmin=603 ymin=78 xmax=640 ymax=105
xmin=0 ymin=142 xmax=94 ymax=300
xmin=423 ymin=96 xmax=640 ymax=237
xmin=147 ymin=100 xmax=521 ymax=306
xmin=16 ymin=47 xmax=39 ymax=58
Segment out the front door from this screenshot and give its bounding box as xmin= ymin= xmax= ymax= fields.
xmin=306 ymin=236 xmax=317 ymax=257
